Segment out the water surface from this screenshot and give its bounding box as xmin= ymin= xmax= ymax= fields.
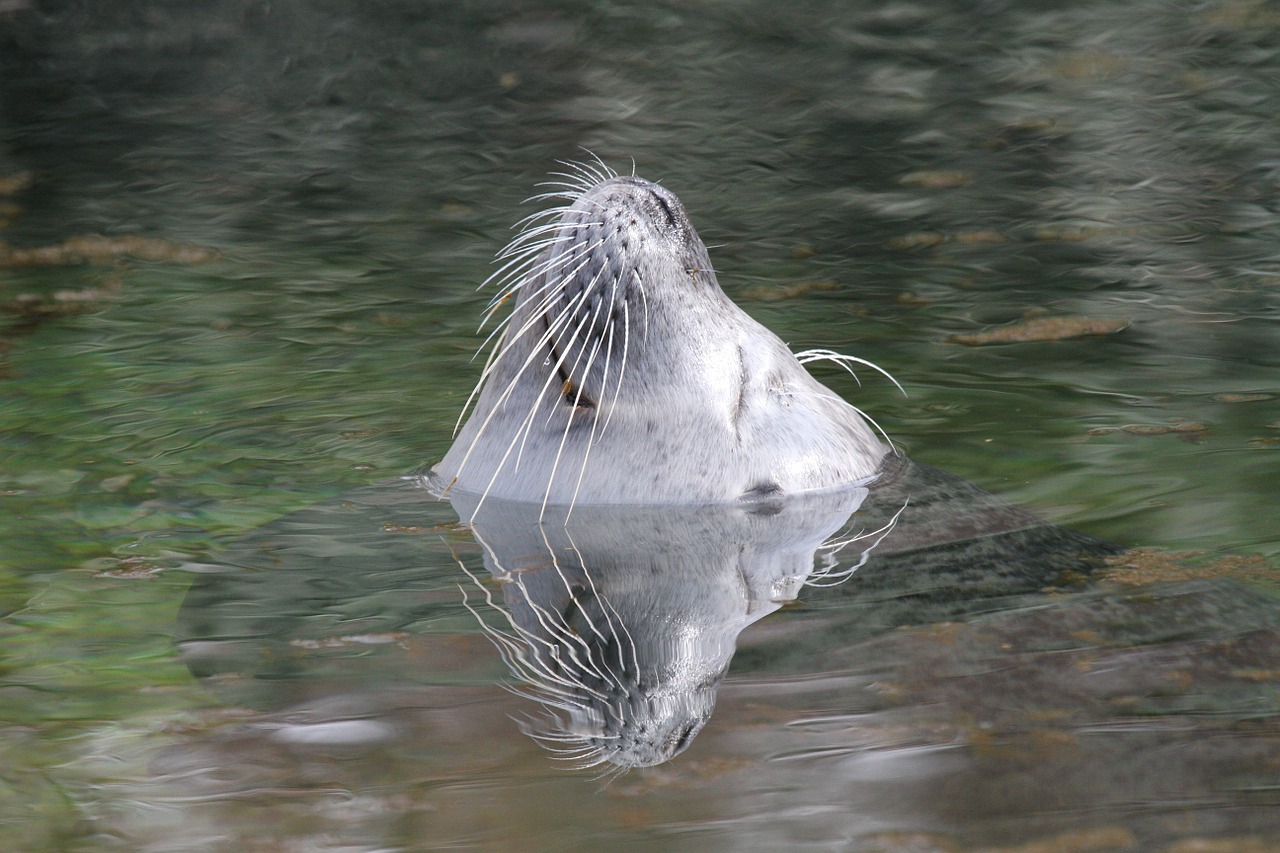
xmin=1 ymin=1 xmax=1277 ymax=850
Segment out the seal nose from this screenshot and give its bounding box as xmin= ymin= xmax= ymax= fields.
xmin=640 ymin=182 xmax=689 ymax=232
xmin=600 ymin=176 xmax=689 ymax=235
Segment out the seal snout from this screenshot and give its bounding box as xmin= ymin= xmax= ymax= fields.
xmin=582 ymin=176 xmax=693 ymax=243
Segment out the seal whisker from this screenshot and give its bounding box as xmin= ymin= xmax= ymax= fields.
xmin=476 ymin=240 xmax=606 ymax=367
xmin=453 ymin=530 xmax=655 ymax=767
xmin=519 ymin=288 xmax=599 ymax=435
xmin=527 ymin=726 xmax=609 ymax=746
xmin=489 ymin=277 xmax=594 ymax=417
xmin=465 ymin=286 xmax=598 ymax=510
xmin=561 ymin=335 xmax=608 ymax=519
xmin=523 ymin=189 xmax=589 ymax=209
xmin=590 ymin=296 xmax=619 ymax=438
xmin=547 ymin=265 xmax=619 ymax=514
xmin=567 ymin=303 xmax=619 ymax=512
xmin=551 ymin=160 xmax=605 ymax=186
xmin=494 ymin=231 xmax=592 ymax=279
xmin=541 ymin=257 xmax=612 ymax=420
xmin=516 ymin=593 xmax=614 ymax=700
xmin=457 ymin=586 xmax=523 ymax=668
xmin=483 ymin=254 xmax=604 ymax=348
xmin=795 ymin=348 xmax=906 ymax=396
xmin=488 ymin=232 xmax=609 ymax=313
xmin=499 ymin=619 xmax=610 ymax=699
xmin=478 ymin=248 xmax=581 ymax=328
xmin=489 ymin=220 xmax=594 ymax=275
xmin=454 ymin=268 xmax=590 ymax=443
xmin=847 ymin=405 xmax=897 ymax=454
xmin=539 ymin=298 xmax=610 ymax=517
xmin=472 ymin=241 xmax=606 ymax=398
xmin=512 ymin=198 xmax=576 ymax=221
xmin=598 ymin=576 xmax=642 ymax=683
xmin=494 ymin=221 xmax=583 ymax=261
xmin=559 ymin=526 xmax=634 ymax=676
xmin=510 ymin=199 xmax=580 ymax=223
xmin=548 ymin=172 xmax=602 ymax=194
xmin=590 ymin=761 xmax=632 ymax=787
xmin=539 ymin=177 xmax=597 ymax=195
xmin=579 ymin=150 xmax=619 ymax=183
xmin=539 ymin=528 xmax=621 ymax=687
xmin=561 ymin=399 xmax=603 ymax=521
xmin=554 ymin=155 xmax=616 ymax=189
xmin=550 ymin=749 xmax=608 ymax=765
xmin=529 ymin=738 xmax=602 ymax=759
xmin=490 ymin=229 xmax=582 ymax=275
xmin=819 ymin=498 xmax=906 ymax=553
xmin=453 ymin=285 xmax=595 ymax=505
xmin=518 ymin=194 xmax=579 ymax=212
xmin=502 ymin=207 xmax=580 ymax=239
xmin=542 ymin=742 xmax=604 ymax=758
xmin=506 ymin=683 xmax=594 ymax=715
xmin=454 ymin=564 xmax=588 ymax=698
xmin=483 ymin=227 xmax=597 ymax=304
xmin=450 ymin=547 xmax=565 ymax=683
xmin=806 ymin=502 xmax=906 ymax=587
xmin=485 ymin=313 xmax=597 ymax=493
xmin=788 ymin=388 xmax=898 ymax=454
xmin=632 ymin=269 xmax=650 ymax=344
xmin=498 ymin=216 xmax=594 ymax=253
xmin=574 ymin=753 xmax=616 ymax=773
xmin=585 ymin=150 xmax=618 ymax=175
xmin=545 ymin=165 xmax=600 ymax=186
xmin=504 ymin=669 xmax=595 ymax=706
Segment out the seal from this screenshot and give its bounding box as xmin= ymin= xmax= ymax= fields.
xmin=432 ymin=161 xmax=894 ymax=510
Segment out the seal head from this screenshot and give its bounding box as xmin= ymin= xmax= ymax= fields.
xmin=433 ymin=164 xmax=889 ymax=508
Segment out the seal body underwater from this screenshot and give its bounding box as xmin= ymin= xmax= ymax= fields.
xmin=431 ymin=163 xmax=891 ymax=508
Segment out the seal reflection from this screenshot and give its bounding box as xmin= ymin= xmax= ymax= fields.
xmin=434 ymin=452 xmax=1122 ymax=770
xmin=174 ymin=457 xmax=1116 ymax=781
xmin=444 ymin=483 xmax=889 ymax=770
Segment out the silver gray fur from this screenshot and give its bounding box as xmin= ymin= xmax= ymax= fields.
xmin=432 ymin=164 xmax=888 ymax=509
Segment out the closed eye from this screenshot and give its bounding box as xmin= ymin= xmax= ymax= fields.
xmin=561 ymin=377 xmax=596 ymax=410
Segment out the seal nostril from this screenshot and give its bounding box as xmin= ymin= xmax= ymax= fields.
xmin=654 ymin=194 xmax=678 ymax=228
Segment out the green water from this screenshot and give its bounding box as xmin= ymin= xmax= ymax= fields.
xmin=1 ymin=1 xmax=1277 ymax=850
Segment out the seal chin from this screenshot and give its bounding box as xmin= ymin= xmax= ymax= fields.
xmin=432 ymin=161 xmax=891 ymax=511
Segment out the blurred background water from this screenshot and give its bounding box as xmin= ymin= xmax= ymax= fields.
xmin=0 ymin=1 xmax=1277 ymax=851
